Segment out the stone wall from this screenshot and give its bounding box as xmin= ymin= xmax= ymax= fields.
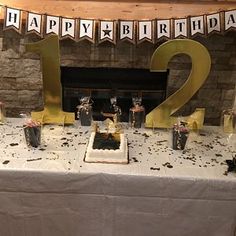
xmin=0 ymin=23 xmax=235 ymax=125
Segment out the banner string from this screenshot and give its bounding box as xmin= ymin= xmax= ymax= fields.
xmin=1 ymin=4 xmax=235 ymax=43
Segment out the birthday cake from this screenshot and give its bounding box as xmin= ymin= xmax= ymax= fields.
xmin=85 ymin=131 xmax=128 ymax=164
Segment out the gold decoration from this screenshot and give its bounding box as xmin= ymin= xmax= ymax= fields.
xmin=224 ymin=114 xmax=234 ymax=133
xmin=186 ymin=108 xmax=205 ymax=130
xmin=222 ymin=109 xmax=236 ymax=133
xmin=25 ymin=35 xmax=75 ymax=125
xmin=145 ymin=39 xmax=211 ymax=129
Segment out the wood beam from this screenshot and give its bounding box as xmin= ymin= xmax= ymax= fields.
xmin=0 ymin=0 xmax=235 ymax=20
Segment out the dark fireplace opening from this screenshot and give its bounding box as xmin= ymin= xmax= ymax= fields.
xmin=61 ymin=67 xmax=168 ymax=122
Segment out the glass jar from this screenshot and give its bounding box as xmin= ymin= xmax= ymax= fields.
xmin=221 ymin=109 xmax=236 ymax=134
xmin=77 ymin=97 xmax=93 ymax=126
xmin=129 ymin=98 xmax=145 ymax=128
xmin=172 ymin=121 xmax=189 ymax=150
xmin=0 ymin=102 xmax=6 ymax=124
xmin=23 ymin=120 xmax=41 ymax=148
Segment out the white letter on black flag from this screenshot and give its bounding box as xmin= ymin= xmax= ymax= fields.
xmin=27 ymin=12 xmax=43 ymax=36
xmin=4 ymin=7 xmax=22 ymax=32
xmin=225 ymin=10 xmax=236 ymax=31
xmin=138 ymin=21 xmax=154 ymax=43
xmin=119 ymin=21 xmax=135 ymax=43
xmin=206 ymin=13 xmax=221 ymax=34
xmin=46 ymin=15 xmax=60 ymax=35
xmin=61 ymin=18 xmax=76 ymax=40
xmin=157 ymin=19 xmax=171 ymax=40
xmin=79 ymin=19 xmax=95 ymax=43
xmin=190 ymin=15 xmax=205 ymax=37
xmin=174 ymin=18 xmax=187 ymax=38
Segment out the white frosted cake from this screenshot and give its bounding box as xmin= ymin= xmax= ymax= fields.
xmin=85 ymin=131 xmax=128 ymax=164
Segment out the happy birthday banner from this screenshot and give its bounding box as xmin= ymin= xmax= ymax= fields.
xmin=2 ymin=5 xmax=236 ymax=44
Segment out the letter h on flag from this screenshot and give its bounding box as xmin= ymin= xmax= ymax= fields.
xmin=190 ymin=15 xmax=205 ymax=37
xmin=4 ymin=7 xmax=22 ymax=33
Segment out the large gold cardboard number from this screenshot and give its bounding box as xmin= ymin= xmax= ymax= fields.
xmin=145 ymin=39 xmax=211 ymax=129
xmin=25 ymin=35 xmax=75 ymax=124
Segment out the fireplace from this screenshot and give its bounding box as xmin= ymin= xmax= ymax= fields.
xmin=61 ymin=67 xmax=168 ymax=122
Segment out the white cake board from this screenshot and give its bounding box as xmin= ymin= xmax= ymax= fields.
xmin=84 ymin=136 xmax=129 ymax=164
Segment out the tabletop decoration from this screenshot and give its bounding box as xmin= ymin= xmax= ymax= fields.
xmin=101 ymin=97 xmax=122 ymax=124
xmin=23 ymin=117 xmax=41 ymax=148
xmin=2 ymin=5 xmax=236 ymax=43
xmin=226 ymin=157 xmax=236 ymax=173
xmin=25 ymin=35 xmax=75 ymax=125
xmin=0 ymin=101 xmax=6 ymax=124
xmin=77 ymin=97 xmax=93 ymax=126
xmin=145 ymin=39 xmax=211 ymax=129
xmin=129 ymin=97 xmax=145 ymax=128
xmin=172 ymin=121 xmax=189 ymax=150
xmin=84 ymin=121 xmax=128 ymax=164
xmin=221 ymin=108 xmax=236 ymax=134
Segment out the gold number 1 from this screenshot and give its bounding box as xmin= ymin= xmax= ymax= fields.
xmin=145 ymin=39 xmax=211 ymax=129
xmin=25 ymin=35 xmax=75 ymax=124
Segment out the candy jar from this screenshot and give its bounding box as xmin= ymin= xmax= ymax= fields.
xmin=23 ymin=119 xmax=41 ymax=148
xmin=129 ymin=97 xmax=145 ymax=128
xmin=77 ymin=97 xmax=93 ymax=126
xmin=110 ymin=97 xmax=122 ymax=123
xmin=172 ymin=121 xmax=189 ymax=150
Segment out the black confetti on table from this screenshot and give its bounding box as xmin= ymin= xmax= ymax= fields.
xmin=2 ymin=160 xmax=10 ymax=165
xmin=215 ymin=153 xmax=223 ymax=157
xmin=10 ymin=143 xmax=19 ymax=146
xmin=162 ymin=162 xmax=173 ymax=168
xmin=132 ymin=157 xmax=139 ymax=162
xmin=27 ymin=158 xmax=42 ymax=162
xmin=150 ymin=167 xmax=160 ymax=171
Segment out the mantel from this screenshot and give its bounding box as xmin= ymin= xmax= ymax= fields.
xmin=0 ymin=0 xmax=235 ymax=20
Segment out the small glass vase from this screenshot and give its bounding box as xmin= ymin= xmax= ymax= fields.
xmin=129 ymin=105 xmax=145 ymax=128
xmin=0 ymin=102 xmax=6 ymax=124
xmin=172 ymin=122 xmax=189 ymax=150
xmin=221 ymin=109 xmax=236 ymax=134
xmin=23 ymin=124 xmax=41 ymax=148
xmin=77 ymin=97 xmax=93 ymax=126
xmin=129 ymin=97 xmax=145 ymax=128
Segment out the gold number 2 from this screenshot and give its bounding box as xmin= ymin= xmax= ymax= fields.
xmin=145 ymin=39 xmax=211 ymax=129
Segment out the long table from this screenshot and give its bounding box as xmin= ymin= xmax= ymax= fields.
xmin=0 ymin=119 xmax=235 ymax=236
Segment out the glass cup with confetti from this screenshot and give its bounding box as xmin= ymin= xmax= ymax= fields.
xmin=23 ymin=119 xmax=41 ymax=148
xmin=172 ymin=121 xmax=189 ymax=150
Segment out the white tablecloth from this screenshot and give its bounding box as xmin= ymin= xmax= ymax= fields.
xmin=0 ymin=119 xmax=235 ymax=236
